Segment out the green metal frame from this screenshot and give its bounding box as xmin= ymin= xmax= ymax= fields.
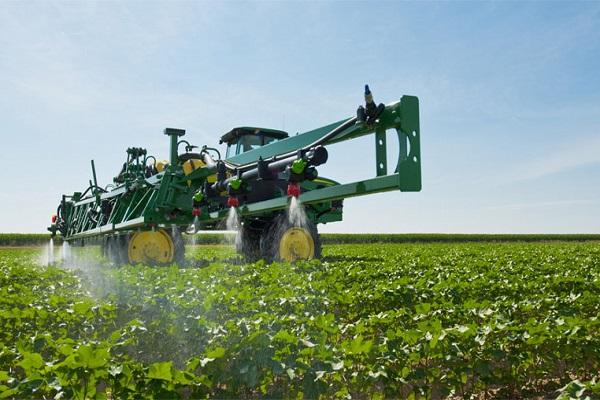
xmin=50 ymin=95 xmax=420 ymax=241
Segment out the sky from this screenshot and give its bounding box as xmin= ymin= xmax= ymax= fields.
xmin=0 ymin=1 xmax=599 ymax=233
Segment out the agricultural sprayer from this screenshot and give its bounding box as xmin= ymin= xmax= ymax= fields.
xmin=48 ymin=86 xmax=421 ymax=264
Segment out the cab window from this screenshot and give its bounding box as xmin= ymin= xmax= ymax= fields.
xmin=227 ymin=134 xmax=279 ymax=157
xmin=238 ymin=135 xmax=263 ymax=153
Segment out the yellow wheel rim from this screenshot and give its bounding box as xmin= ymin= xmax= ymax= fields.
xmin=278 ymin=227 xmax=315 ymax=262
xmin=128 ymin=229 xmax=174 ymax=264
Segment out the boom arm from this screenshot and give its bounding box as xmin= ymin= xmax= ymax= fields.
xmin=207 ymin=95 xmax=421 ymax=221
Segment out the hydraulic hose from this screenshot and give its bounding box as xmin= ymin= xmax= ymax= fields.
xmin=201 ymin=150 xmax=217 ymax=169
xmin=177 ymin=151 xmax=218 ymax=170
xmin=79 ymin=185 xmax=108 ymax=199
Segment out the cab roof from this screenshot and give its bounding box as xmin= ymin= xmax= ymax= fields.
xmin=219 ymin=127 xmax=289 ymax=145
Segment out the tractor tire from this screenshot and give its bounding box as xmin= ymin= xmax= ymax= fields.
xmin=125 ymin=228 xmax=185 ymax=266
xmin=260 ymin=213 xmax=321 ymax=262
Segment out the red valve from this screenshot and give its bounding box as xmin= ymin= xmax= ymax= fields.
xmin=287 ymin=183 xmax=301 ymax=198
xmin=227 ymin=196 xmax=239 ymax=208
xmin=192 ymin=207 xmax=202 ymax=217
xmin=51 ymin=214 xmax=57 ymax=223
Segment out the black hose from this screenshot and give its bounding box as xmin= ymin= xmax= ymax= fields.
xmin=202 ymin=146 xmax=221 ymax=161
xmin=144 ymin=155 xmax=156 ymax=167
xmin=79 ymin=185 xmax=108 ymax=199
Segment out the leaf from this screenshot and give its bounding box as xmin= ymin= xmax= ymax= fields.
xmin=368 ymin=370 xmax=388 ymax=379
xmin=205 ymin=346 xmax=226 ymax=359
xmin=429 ymin=332 xmax=440 ymax=349
xmin=415 ymin=303 xmax=431 ymax=314
xmin=109 ymin=364 xmax=123 ymax=377
xmin=147 ymin=362 xmax=173 ymax=381
xmin=456 ymin=325 xmax=470 ymax=334
xmin=330 ymin=360 xmax=344 ymax=371
xmin=17 ymin=352 xmax=44 ymax=372
xmin=200 ymin=358 xmax=215 ymax=367
xmin=76 ymin=345 xmax=109 ymax=369
xmin=348 ymin=336 xmax=373 ymax=355
xmin=273 ymin=329 xmax=298 ymax=344
xmin=0 ymin=388 xmax=18 ymax=399
xmin=286 ymin=368 xmax=295 ymax=379
xmin=314 ymin=370 xmax=326 ymax=382
xmin=58 ymin=344 xmax=74 ymax=356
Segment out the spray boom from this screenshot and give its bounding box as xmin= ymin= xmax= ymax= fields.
xmin=47 ymin=85 xmax=421 ymax=264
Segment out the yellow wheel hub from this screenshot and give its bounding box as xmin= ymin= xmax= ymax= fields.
xmin=128 ymin=229 xmax=174 ymax=264
xmin=278 ymin=227 xmax=315 ymax=262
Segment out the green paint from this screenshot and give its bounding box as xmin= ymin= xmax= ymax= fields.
xmin=193 ymin=192 xmax=204 ymax=202
xmin=229 ymin=177 xmax=242 ymax=190
xmin=291 ymin=158 xmax=307 ymax=174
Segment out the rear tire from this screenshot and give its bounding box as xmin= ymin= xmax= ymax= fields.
xmin=102 ymin=228 xmax=185 ymax=266
xmin=260 ymin=213 xmax=321 ymax=262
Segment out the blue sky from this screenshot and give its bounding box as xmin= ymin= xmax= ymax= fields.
xmin=0 ymin=1 xmax=599 ymax=233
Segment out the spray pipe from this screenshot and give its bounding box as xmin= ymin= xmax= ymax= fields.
xmin=213 ymin=146 xmax=328 ymax=193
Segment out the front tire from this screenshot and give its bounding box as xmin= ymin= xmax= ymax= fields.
xmin=126 ymin=228 xmax=185 ymax=265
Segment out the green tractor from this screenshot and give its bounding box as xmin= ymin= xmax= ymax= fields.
xmin=48 ymin=86 xmax=421 ymax=264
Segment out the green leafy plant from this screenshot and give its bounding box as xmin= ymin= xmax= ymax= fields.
xmin=0 ymin=241 xmax=599 ymax=398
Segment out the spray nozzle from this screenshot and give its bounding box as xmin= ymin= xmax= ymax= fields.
xmin=227 ymin=196 xmax=239 ymax=208
xmin=357 ymin=84 xmax=385 ymax=125
xmin=287 ymin=182 xmax=301 ymax=198
xmin=229 ymin=177 xmax=242 ymax=190
xmin=193 ymin=191 xmax=204 ymax=203
xmin=364 ymin=84 xmax=373 ymax=103
xmin=291 ymin=158 xmax=307 ymax=174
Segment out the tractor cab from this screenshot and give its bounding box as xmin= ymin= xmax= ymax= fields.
xmin=220 ymin=127 xmax=288 ymax=159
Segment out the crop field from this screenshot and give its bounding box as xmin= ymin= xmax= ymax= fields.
xmin=1 ymin=241 xmax=599 ymax=399
xmin=3 ymin=233 xmax=600 ymax=247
